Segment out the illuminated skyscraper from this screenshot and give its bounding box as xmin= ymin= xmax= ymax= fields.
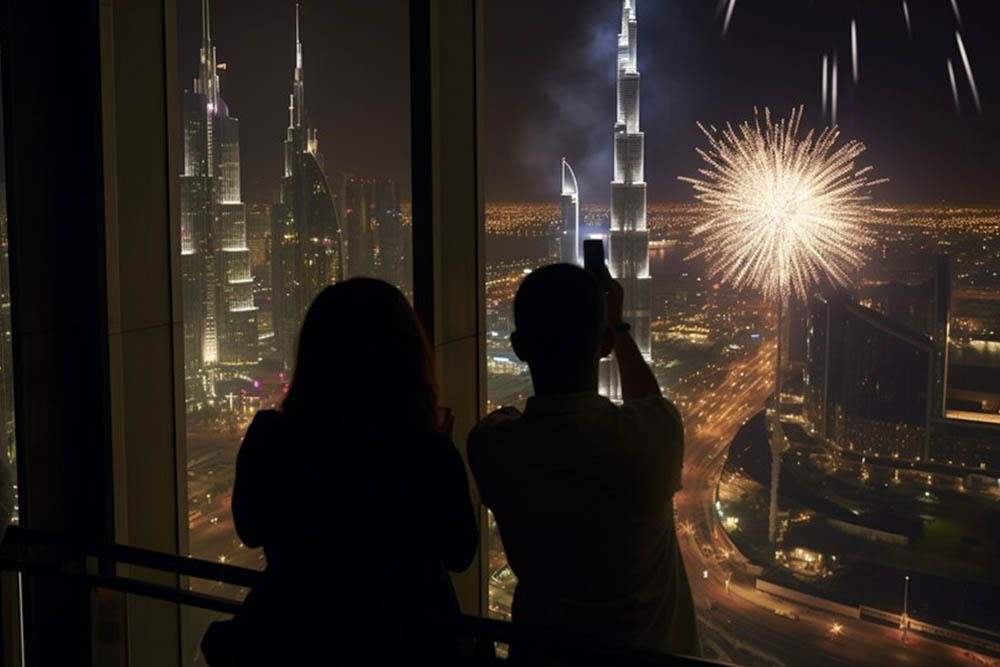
xmin=805 ymin=293 xmax=933 ymax=460
xmin=272 ymin=5 xmax=343 ymax=369
xmin=180 ymin=0 xmax=258 ymax=407
xmin=246 ymin=203 xmax=274 ymax=352
xmin=601 ymin=0 xmax=651 ymax=400
xmin=343 ymin=175 xmax=373 ymax=278
xmin=370 ymin=178 xmax=407 ymax=293
xmin=560 ymin=158 xmax=580 ymax=265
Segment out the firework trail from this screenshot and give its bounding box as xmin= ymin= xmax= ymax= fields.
xmin=831 ymin=55 xmax=839 ymax=125
xmin=950 ymin=0 xmax=962 ymax=25
xmin=679 ymin=106 xmax=885 ymax=303
xmin=722 ymin=0 xmax=737 ymax=36
xmin=955 ymin=31 xmax=981 ymax=113
xmin=902 ymin=1 xmax=912 ymax=36
xmin=821 ymin=55 xmax=829 ymax=117
xmin=947 ymin=59 xmax=960 ymax=113
xmin=851 ymin=20 xmax=859 ymax=84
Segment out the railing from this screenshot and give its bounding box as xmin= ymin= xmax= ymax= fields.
xmin=0 ymin=525 xmax=724 ymax=666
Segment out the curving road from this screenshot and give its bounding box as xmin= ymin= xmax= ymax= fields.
xmin=672 ymin=343 xmax=990 ymax=667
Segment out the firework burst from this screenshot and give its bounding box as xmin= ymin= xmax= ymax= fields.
xmin=680 ymin=106 xmax=886 ymax=302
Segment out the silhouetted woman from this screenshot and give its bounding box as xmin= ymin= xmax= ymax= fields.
xmin=202 ymin=279 xmax=478 ymax=665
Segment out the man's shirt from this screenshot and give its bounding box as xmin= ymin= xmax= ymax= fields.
xmin=468 ymin=392 xmax=698 ymax=657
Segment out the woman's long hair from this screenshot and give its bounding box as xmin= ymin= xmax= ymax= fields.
xmin=282 ymin=279 xmax=439 ymax=433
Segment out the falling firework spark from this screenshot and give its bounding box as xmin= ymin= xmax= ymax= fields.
xmin=851 ymin=20 xmax=859 ymax=84
xmin=955 ymin=31 xmax=981 ymax=113
xmin=722 ymin=0 xmax=737 ymax=36
xmin=831 ymin=55 xmax=839 ymax=125
xmin=950 ymin=0 xmax=962 ymax=25
xmin=902 ymin=0 xmax=912 ymax=36
xmin=679 ymin=107 xmax=885 ymax=303
xmin=821 ymin=54 xmax=829 ymax=117
xmin=947 ymin=59 xmax=960 ymax=113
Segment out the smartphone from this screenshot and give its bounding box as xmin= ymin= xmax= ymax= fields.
xmin=583 ymin=239 xmax=612 ymax=288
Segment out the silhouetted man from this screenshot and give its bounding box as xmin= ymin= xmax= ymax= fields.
xmin=469 ymin=263 xmax=698 ymax=659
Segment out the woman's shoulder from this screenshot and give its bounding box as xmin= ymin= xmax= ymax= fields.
xmin=248 ymin=408 xmax=286 ymax=433
xmin=241 ymin=409 xmax=287 ymax=451
xmin=394 ymin=428 xmax=462 ymax=466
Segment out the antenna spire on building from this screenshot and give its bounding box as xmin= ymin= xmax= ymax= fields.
xmin=201 ymin=0 xmax=211 ymax=44
xmin=295 ymin=3 xmax=303 ymax=69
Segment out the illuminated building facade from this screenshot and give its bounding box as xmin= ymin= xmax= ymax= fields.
xmin=343 ymin=176 xmax=373 ymax=278
xmin=180 ymin=0 xmax=258 ymax=407
xmin=369 ymin=178 xmax=408 ymax=294
xmin=246 ymin=203 xmax=274 ymax=351
xmin=272 ymin=5 xmax=343 ymax=369
xmin=601 ymin=0 xmax=651 ymax=400
xmin=560 ymin=158 xmax=580 ymax=265
xmin=805 ymin=294 xmax=933 ymax=460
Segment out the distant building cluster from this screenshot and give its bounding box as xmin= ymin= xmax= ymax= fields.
xmin=181 ymin=2 xmax=409 ymax=415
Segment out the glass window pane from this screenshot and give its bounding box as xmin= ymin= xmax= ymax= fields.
xmin=485 ymin=1 xmax=999 ymax=662
xmin=177 ymin=0 xmax=411 ymax=661
xmin=0 ymin=49 xmax=16 ymax=531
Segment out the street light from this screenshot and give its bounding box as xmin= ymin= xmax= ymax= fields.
xmin=830 ymin=622 xmax=843 ymax=637
xmin=901 ymin=575 xmax=910 ymax=641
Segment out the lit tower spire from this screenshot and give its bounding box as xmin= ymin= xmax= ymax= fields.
xmin=198 ymin=0 xmax=219 ymax=113
xmin=603 ymin=0 xmax=651 ymax=401
xmin=285 ymin=3 xmax=319 ymax=176
xmin=296 ymin=3 xmax=303 ymax=69
xmin=560 ymin=158 xmax=580 ymax=265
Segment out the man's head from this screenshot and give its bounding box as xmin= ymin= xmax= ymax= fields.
xmin=511 ymin=264 xmax=613 ymax=393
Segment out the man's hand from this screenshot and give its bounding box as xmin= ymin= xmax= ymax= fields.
xmin=607 ymin=277 xmax=625 ymax=328
xmin=438 ymin=406 xmax=455 ymax=439
xmin=607 ymin=277 xmax=660 ymax=400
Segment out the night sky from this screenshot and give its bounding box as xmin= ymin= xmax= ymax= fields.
xmin=180 ymin=1 xmax=999 ymax=206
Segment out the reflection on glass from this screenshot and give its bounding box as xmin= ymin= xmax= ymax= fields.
xmin=0 ymin=56 xmax=16 ymax=530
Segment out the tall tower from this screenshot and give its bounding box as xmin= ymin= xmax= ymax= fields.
xmin=180 ymin=0 xmax=258 ymax=409
xmin=272 ymin=4 xmax=343 ymax=370
xmin=560 ymin=158 xmax=580 ymax=265
xmin=602 ymin=0 xmax=651 ymax=400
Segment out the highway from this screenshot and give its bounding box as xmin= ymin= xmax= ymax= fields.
xmin=672 ymin=343 xmax=991 ymax=666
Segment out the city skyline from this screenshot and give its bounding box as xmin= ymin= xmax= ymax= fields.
xmin=179 ymin=1 xmax=997 ymax=208
xmin=180 ymin=1 xmax=411 ymax=405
